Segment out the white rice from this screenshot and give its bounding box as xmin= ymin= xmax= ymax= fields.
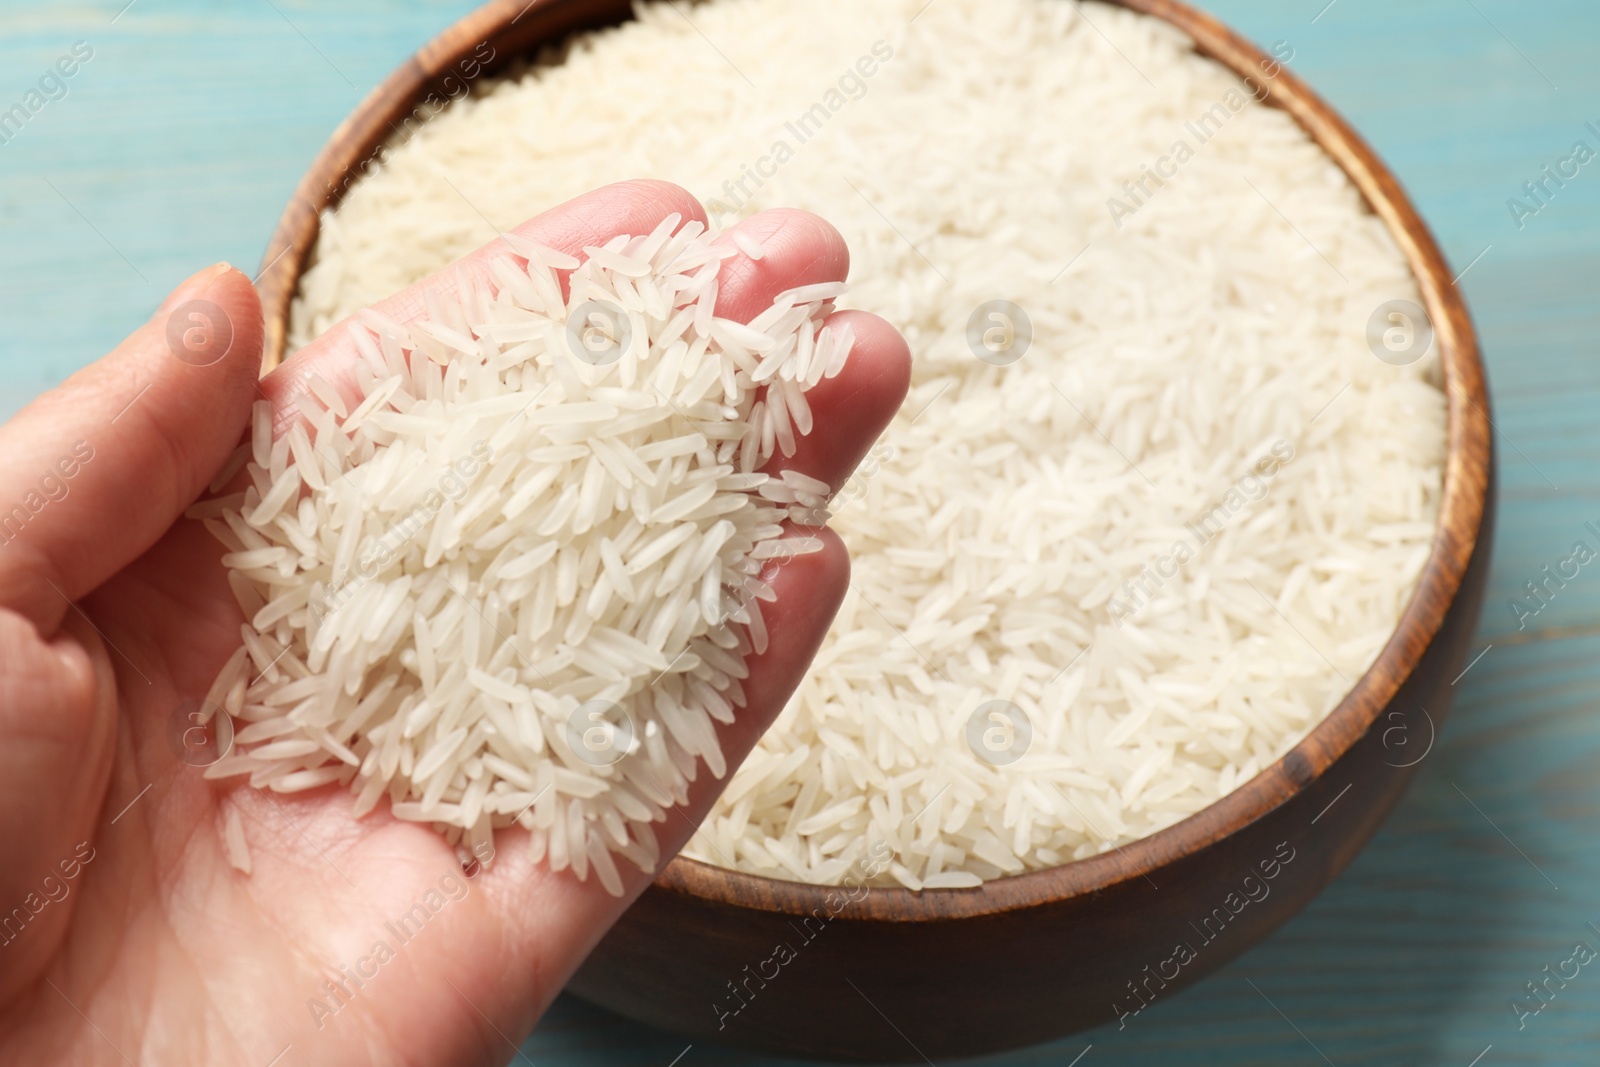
xmin=223 ymin=806 xmax=253 ymax=874
xmin=199 ymin=224 xmax=847 ymax=894
xmin=283 ymin=0 xmax=1446 ymax=887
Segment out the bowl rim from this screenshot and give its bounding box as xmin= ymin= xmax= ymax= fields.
xmin=256 ymin=0 xmax=1491 ymax=922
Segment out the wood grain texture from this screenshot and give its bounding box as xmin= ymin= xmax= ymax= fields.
xmin=0 ymin=0 xmax=1596 ymax=1064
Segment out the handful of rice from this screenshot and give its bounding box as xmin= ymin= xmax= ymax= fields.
xmin=193 ymin=217 xmax=852 ymax=894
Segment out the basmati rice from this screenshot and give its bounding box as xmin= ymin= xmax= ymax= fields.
xmin=223 ymin=806 xmax=252 ymax=874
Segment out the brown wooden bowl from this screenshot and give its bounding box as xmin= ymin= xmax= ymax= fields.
xmin=255 ymin=0 xmax=1495 ymax=1060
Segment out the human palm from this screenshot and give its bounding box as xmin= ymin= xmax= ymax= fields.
xmin=0 ymin=181 xmax=909 ymax=1065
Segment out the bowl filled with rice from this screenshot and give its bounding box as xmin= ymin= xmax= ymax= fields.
xmin=252 ymin=0 xmax=1494 ymax=1058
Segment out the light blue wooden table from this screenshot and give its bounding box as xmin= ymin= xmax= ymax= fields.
xmin=3 ymin=0 xmax=1597 ymax=1063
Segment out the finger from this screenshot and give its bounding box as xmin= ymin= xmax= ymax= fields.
xmin=711 ymin=207 xmax=850 ymax=324
xmin=0 ymin=265 xmax=264 ymax=629
xmin=707 ymin=211 xmax=911 ymax=493
xmin=765 ymin=308 xmax=912 ymax=494
xmin=675 ymin=529 xmax=852 ymax=810
xmin=263 ymin=179 xmax=709 ymax=431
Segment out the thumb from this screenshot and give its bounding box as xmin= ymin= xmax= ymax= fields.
xmin=0 ymin=265 xmax=264 ymax=630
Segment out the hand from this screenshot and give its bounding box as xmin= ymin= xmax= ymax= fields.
xmin=0 ymin=180 xmax=910 ymax=1065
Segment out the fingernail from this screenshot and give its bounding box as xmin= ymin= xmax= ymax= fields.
xmin=160 ymin=264 xmax=240 ymax=368
xmin=157 ymin=263 xmax=234 ymax=317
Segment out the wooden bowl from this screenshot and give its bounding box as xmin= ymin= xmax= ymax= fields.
xmin=255 ymin=0 xmax=1495 ymax=1060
